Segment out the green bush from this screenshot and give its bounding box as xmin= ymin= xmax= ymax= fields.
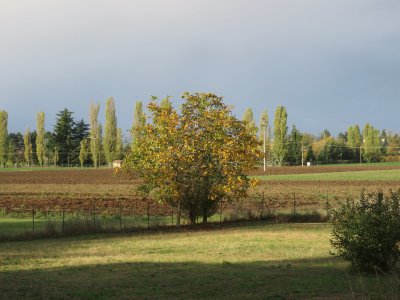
xmin=330 ymin=190 xmax=400 ymax=271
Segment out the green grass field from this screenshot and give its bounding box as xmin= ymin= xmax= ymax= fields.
xmin=323 ymin=161 xmax=400 ymax=167
xmin=258 ymin=169 xmax=400 ymax=181
xmin=0 ymin=222 xmax=398 ymax=299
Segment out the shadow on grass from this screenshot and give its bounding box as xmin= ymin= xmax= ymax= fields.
xmin=0 ymin=217 xmax=330 ymax=243
xmin=1 ymin=257 xmax=398 ymax=299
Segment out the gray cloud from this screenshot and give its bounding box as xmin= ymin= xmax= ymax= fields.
xmin=1 ymin=0 xmax=399 ymax=135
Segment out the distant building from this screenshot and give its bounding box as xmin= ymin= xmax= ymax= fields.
xmin=112 ymin=160 xmax=122 ymax=168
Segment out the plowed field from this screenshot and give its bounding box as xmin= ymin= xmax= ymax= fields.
xmin=1 ymin=166 xmax=399 ymax=215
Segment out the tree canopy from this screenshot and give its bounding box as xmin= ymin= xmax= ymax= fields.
xmin=123 ymin=93 xmax=260 ymax=224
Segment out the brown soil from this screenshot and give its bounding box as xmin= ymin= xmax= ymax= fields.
xmin=1 ymin=167 xmax=399 ymax=215
xmin=0 ymin=169 xmax=133 ymax=184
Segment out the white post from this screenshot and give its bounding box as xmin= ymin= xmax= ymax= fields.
xmin=263 ymin=125 xmax=266 ymax=172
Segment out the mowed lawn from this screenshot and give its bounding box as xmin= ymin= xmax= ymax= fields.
xmin=258 ymin=169 xmax=400 ymax=181
xmin=0 ymin=222 xmax=398 ymax=299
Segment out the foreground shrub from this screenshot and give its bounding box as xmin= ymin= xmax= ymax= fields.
xmin=330 ymin=190 xmax=400 ymax=271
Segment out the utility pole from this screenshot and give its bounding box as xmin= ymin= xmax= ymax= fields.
xmin=261 ymin=120 xmax=267 ymax=172
xmin=301 ymin=141 xmax=304 ymax=167
xmin=263 ymin=124 xmax=266 ymax=172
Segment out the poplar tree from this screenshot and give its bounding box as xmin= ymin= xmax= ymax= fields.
xmin=273 ymin=106 xmax=288 ymax=165
xmin=132 ymin=101 xmax=146 ymax=151
xmin=0 ymin=110 xmax=8 ymax=167
xmin=115 ymin=128 xmax=123 ymax=160
xmin=347 ymin=125 xmax=362 ymax=161
xmin=36 ymin=112 xmax=46 ymax=166
xmin=103 ymin=97 xmax=117 ymax=165
xmin=242 ymin=108 xmax=256 ymax=136
xmin=362 ymin=124 xmax=381 ymax=162
xmin=24 ymin=128 xmax=33 ymax=166
xmin=98 ymin=124 xmax=103 ymax=166
xmin=259 ymin=110 xmax=271 ymax=164
xmin=89 ymin=102 xmax=101 ymax=167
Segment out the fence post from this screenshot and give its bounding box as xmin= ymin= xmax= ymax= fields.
xmin=119 ymin=198 xmax=122 ymax=232
xmin=32 ymin=206 xmax=35 ymax=233
xmin=62 ymin=208 xmax=65 ymax=234
xmin=293 ymin=193 xmax=296 ymax=215
xmin=220 ymin=201 xmax=223 ymax=223
xmin=147 ymin=198 xmax=150 ymax=229
xmin=93 ymin=201 xmax=96 ymax=232
xmin=260 ymin=192 xmax=265 ymax=219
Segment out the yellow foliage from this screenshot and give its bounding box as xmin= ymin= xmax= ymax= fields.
xmin=123 ymin=93 xmax=261 ymax=222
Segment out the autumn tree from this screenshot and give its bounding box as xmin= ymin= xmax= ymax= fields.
xmin=89 ymin=102 xmax=101 ymax=167
xmin=36 ymin=112 xmax=46 ymax=166
xmin=103 ymin=97 xmax=117 ymax=165
xmin=123 ymin=93 xmax=260 ymax=225
xmin=0 ymin=110 xmax=8 ymax=167
xmin=160 ymin=96 xmax=172 ymax=109
xmin=273 ymin=106 xmax=288 ymax=165
xmin=131 ymin=101 xmax=146 ymax=151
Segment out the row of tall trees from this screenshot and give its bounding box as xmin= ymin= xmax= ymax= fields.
xmin=0 ymin=98 xmax=126 ymax=167
xmin=1 ymin=98 xmax=398 ymax=167
xmin=240 ymin=106 xmax=391 ymax=165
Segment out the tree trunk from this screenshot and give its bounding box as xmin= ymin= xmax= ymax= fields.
xmin=189 ymin=209 xmax=196 ymax=225
xmin=203 ymin=215 xmax=208 ymax=223
xmin=176 ymin=200 xmax=181 ymax=226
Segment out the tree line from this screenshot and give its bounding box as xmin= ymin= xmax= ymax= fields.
xmin=1 ymin=97 xmax=399 ymax=167
xmin=242 ymin=106 xmax=398 ymax=166
xmin=0 ymin=98 xmax=125 ymax=167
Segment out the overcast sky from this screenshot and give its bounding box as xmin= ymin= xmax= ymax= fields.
xmin=1 ymin=0 xmax=399 ymax=137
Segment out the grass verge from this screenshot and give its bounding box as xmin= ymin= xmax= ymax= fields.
xmin=257 ymin=169 xmax=400 ymax=181
xmin=0 ymin=222 xmax=398 ymax=299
